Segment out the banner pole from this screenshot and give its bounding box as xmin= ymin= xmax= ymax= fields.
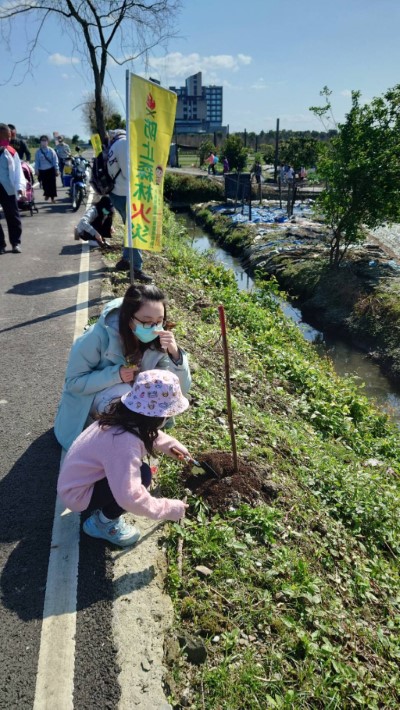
xmin=126 ymin=69 xmax=134 ymax=284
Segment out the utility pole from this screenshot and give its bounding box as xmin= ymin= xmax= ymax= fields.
xmin=244 ymin=128 xmax=247 ymax=147
xmin=174 ymin=128 xmax=179 ymax=168
xmin=274 ymin=118 xmax=280 ymax=182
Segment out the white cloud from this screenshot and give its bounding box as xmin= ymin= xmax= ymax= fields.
xmin=48 ymin=53 xmax=80 ymax=66
xmin=340 ymin=89 xmax=352 ymax=97
xmin=148 ymin=52 xmax=252 ymax=82
xmin=34 ymin=106 xmax=48 ymax=113
xmin=251 ymin=78 xmax=267 ymax=90
xmin=237 ymin=54 xmax=252 ymax=65
xmin=61 ymin=73 xmax=69 ymax=79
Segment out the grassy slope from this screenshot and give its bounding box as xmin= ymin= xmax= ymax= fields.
xmin=108 ymin=209 xmax=400 ymax=709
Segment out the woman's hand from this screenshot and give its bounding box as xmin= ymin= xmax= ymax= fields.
xmin=119 ymin=366 xmax=137 ymax=383
xmin=155 ymin=329 xmax=179 ymax=359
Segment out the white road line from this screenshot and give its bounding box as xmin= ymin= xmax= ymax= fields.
xmin=33 ymin=240 xmax=91 ymax=710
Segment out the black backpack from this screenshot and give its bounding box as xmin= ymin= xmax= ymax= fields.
xmin=90 ymin=149 xmax=120 ymax=195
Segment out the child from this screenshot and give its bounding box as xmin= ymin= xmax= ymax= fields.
xmin=57 ymin=370 xmax=190 ymax=547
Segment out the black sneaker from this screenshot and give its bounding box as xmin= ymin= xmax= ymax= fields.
xmin=0 ymin=247 xmax=6 ymax=254
xmin=12 ymin=245 xmax=22 ymax=253
xmin=133 ymin=270 xmax=152 ymax=283
xmin=115 ymin=258 xmax=130 ymax=271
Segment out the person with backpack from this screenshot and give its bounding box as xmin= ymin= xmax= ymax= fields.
xmin=34 ymin=135 xmax=59 ymax=203
xmin=8 ymin=124 xmax=31 ymax=162
xmin=206 ymin=151 xmax=216 ymax=175
xmin=74 ymin=195 xmax=115 ymax=248
xmin=0 ymin=122 xmax=26 ymax=254
xmin=106 ymin=129 xmax=152 ymax=281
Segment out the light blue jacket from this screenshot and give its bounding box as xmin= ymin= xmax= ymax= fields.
xmin=34 ymin=146 xmax=58 ymax=172
xmin=54 ymin=297 xmax=191 ymax=450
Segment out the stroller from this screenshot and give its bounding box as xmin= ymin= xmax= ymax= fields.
xmin=18 ymin=162 xmax=38 ymax=216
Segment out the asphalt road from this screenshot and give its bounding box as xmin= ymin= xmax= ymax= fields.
xmin=0 ymin=183 xmax=120 ymax=708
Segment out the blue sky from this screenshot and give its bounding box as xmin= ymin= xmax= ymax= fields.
xmin=1 ymin=0 xmax=400 ymax=139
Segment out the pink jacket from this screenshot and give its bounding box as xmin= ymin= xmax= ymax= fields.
xmin=57 ymin=422 xmax=187 ymax=521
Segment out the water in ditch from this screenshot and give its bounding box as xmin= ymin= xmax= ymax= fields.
xmin=179 ymin=214 xmax=400 ymax=427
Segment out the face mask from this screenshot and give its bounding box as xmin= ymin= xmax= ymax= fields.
xmin=133 ymin=323 xmax=163 ymax=343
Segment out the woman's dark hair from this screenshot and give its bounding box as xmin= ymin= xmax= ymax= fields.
xmin=119 ymin=284 xmax=167 ymax=361
xmin=97 ymin=399 xmax=164 ymax=455
xmin=39 ymin=135 xmax=49 ymax=141
xmin=95 ymin=196 xmax=115 ymax=213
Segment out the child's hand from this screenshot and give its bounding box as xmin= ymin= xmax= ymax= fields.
xmin=170 ymin=444 xmax=190 ymax=460
xmin=119 ymin=365 xmax=137 ymax=383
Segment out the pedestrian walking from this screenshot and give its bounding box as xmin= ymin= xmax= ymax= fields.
xmin=54 ymin=283 xmax=191 ymax=451
xmin=57 ymin=369 xmax=190 ymax=547
xmin=8 ymin=124 xmax=31 ymax=162
xmin=223 ymin=156 xmax=230 ymax=174
xmin=107 ymin=129 xmax=152 ymax=281
xmin=54 ymin=135 xmax=71 ymax=183
xmin=252 ymin=159 xmax=262 ymax=185
xmin=206 ymin=151 xmax=216 ymax=175
xmin=34 ymin=135 xmax=59 ymax=203
xmin=0 ymin=122 xmax=25 ymax=254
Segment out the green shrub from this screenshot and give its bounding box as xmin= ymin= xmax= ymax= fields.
xmin=164 ymin=173 xmax=223 ymax=203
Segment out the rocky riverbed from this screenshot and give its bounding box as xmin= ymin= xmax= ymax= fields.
xmin=191 ymin=201 xmax=400 ymax=384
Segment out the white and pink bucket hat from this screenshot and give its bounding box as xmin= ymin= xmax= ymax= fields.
xmin=121 ymin=370 xmax=189 ymax=417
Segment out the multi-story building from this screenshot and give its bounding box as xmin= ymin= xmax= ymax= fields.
xmin=169 ymin=72 xmax=225 ymax=134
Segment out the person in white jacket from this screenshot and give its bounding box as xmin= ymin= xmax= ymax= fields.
xmin=0 ymin=123 xmax=25 ymax=254
xmin=107 ymin=129 xmax=152 ymax=281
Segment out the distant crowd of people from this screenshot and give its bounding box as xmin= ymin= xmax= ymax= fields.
xmin=0 ymin=123 xmax=152 ymax=282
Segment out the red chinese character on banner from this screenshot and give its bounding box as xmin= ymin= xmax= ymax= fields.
xmin=131 ymin=202 xmax=152 ymax=224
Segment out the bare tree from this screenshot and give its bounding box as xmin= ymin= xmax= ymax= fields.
xmin=0 ymin=1 xmax=181 ymax=139
xmin=81 ymin=92 xmax=126 ymax=133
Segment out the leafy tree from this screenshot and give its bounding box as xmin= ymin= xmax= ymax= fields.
xmin=199 ymin=139 xmax=216 ymax=167
xmin=310 ymin=85 xmax=400 ymax=267
xmin=107 ymin=113 xmax=126 ymax=131
xmin=71 ymin=134 xmax=80 ymax=144
xmin=0 ymin=1 xmax=180 ymax=140
xmin=220 ymin=135 xmax=248 ymax=172
xmin=260 ymin=144 xmax=275 ymax=164
xmin=279 ymin=137 xmax=320 ymax=169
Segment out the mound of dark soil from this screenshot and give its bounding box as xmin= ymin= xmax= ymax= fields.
xmin=182 ymin=451 xmax=278 ymax=513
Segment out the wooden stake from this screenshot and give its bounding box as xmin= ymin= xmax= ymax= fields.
xmin=177 ymin=496 xmax=187 ymax=578
xmin=218 ymin=305 xmax=239 ymax=472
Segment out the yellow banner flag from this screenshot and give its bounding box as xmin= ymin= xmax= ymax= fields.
xmin=127 ymin=74 xmax=177 ymax=251
xmin=90 ymin=133 xmax=102 ymax=157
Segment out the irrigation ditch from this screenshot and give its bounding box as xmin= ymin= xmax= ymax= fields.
xmin=175 ymin=208 xmax=400 ymax=427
